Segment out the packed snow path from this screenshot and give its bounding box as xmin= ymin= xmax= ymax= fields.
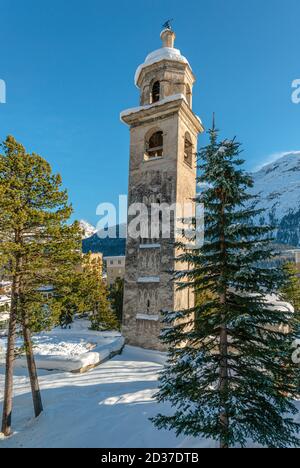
xmin=0 ymin=346 xmax=212 ymax=448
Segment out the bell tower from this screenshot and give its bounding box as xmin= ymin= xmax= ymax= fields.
xmin=121 ymin=27 xmax=204 ymax=350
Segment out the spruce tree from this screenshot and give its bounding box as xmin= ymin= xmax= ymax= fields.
xmin=152 ymin=125 xmax=300 ymax=448
xmin=0 ymin=136 xmax=81 ymax=436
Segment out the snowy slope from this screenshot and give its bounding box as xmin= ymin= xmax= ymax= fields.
xmin=250 ymin=152 xmax=300 ymax=246
xmin=79 ymin=220 xmax=96 ymax=239
xmin=251 ymin=152 xmax=300 ymax=221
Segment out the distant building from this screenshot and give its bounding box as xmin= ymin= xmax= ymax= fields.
xmin=277 ymin=248 xmax=300 ymax=274
xmin=37 ymin=285 xmax=55 ymax=299
xmin=104 ymin=256 xmax=125 ymax=286
xmin=0 ymin=282 xmax=11 ymax=333
xmin=295 ymin=250 xmax=300 ymax=272
xmin=0 ymin=281 xmax=12 ymax=294
xmin=0 ymin=295 xmax=10 ymax=333
xmin=0 ymin=295 xmax=10 ymax=309
xmin=76 ymin=252 xmax=103 ymax=276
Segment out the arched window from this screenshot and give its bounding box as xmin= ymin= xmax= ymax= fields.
xmin=147 ymin=300 xmax=150 ymax=312
xmin=184 ymin=133 xmax=193 ymax=167
xmin=186 ymin=84 xmax=192 ymax=107
xmin=151 ymin=81 xmax=160 ymax=103
xmin=146 ymin=131 xmax=163 ymax=159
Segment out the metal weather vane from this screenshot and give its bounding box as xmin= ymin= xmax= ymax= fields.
xmin=162 ymin=19 xmax=174 ymax=31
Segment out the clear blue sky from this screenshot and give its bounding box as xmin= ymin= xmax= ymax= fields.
xmin=0 ymin=0 xmax=299 ymax=225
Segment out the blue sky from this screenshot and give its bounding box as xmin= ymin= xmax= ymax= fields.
xmin=0 ymin=0 xmax=299 ymax=225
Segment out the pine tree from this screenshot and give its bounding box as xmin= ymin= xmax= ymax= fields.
xmin=0 ymin=136 xmax=81 ymax=436
xmin=152 ymin=125 xmax=300 ymax=448
xmin=109 ymin=277 xmax=124 ymax=325
xmin=77 ymin=254 xmax=118 ymax=331
xmin=56 ymin=266 xmax=85 ymax=329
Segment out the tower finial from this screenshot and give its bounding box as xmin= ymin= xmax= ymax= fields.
xmin=160 ymin=20 xmax=176 ymax=48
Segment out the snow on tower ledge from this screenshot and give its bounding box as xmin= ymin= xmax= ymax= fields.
xmin=134 ymin=28 xmax=192 ymax=87
xmin=120 ymin=93 xmax=188 ymax=122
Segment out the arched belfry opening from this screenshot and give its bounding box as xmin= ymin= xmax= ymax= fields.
xmin=151 ymin=81 xmax=160 ymax=103
xmin=145 ymin=130 xmax=163 ymax=159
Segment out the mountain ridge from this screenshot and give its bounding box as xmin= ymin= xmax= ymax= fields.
xmin=250 ymin=151 xmax=300 ymax=246
xmin=82 ymin=151 xmax=300 ymax=255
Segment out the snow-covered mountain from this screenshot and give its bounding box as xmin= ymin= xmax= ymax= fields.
xmin=80 ymin=153 xmax=300 ymax=250
xmin=82 ymin=223 xmax=126 ymax=257
xmin=250 ymin=152 xmax=300 ymax=246
xmin=79 ymin=220 xmax=97 ymax=239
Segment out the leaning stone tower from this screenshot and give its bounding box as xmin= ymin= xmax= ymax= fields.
xmin=121 ymin=27 xmax=204 ymax=350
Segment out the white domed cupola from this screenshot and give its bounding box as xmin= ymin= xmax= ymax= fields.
xmin=135 ymin=28 xmax=196 ymax=108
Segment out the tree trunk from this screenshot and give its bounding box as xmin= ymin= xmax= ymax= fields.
xmin=219 ymin=197 xmax=229 ymax=449
xmin=1 ymin=257 xmax=21 ymax=436
xmin=219 ymin=312 xmax=229 ymax=449
xmin=22 ymin=317 xmax=43 ymax=418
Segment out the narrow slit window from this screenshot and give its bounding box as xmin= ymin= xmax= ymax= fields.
xmin=184 ymin=133 xmax=193 ymax=167
xmin=151 ymin=81 xmax=160 ymax=103
xmin=186 ymin=84 xmax=192 ymax=107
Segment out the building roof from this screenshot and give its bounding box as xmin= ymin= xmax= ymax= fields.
xmin=104 ymin=255 xmax=126 ymax=261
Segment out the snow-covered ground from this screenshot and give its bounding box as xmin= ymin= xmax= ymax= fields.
xmin=0 ymin=346 xmax=215 ymax=448
xmin=0 ymin=343 xmax=299 ymax=448
xmin=0 ymin=319 xmax=124 ymax=372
